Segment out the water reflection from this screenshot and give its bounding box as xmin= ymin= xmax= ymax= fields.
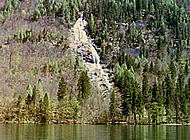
xmin=0 ymin=124 xmax=189 ymax=140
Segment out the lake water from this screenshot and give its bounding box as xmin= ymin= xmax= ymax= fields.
xmin=0 ymin=124 xmax=189 ymax=140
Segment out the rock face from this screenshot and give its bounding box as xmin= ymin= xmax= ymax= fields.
xmin=71 ymin=14 xmax=112 ymax=93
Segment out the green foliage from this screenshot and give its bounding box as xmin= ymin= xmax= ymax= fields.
xmin=37 ymin=79 xmax=44 ymax=99
xmin=26 ymin=83 xmax=33 ymax=95
xmin=136 ymin=0 xmax=142 ymax=12
xmin=21 ymin=10 xmax=26 ymax=18
xmin=0 ymin=12 xmax=4 ymax=22
xmin=17 ymin=95 xmax=22 ymax=107
xmin=4 ymin=0 xmax=13 ymax=13
xmin=150 ymin=102 xmax=161 ymax=124
xmin=57 ymin=77 xmax=67 ymax=101
xmin=77 ymin=71 xmax=91 ymax=101
xmin=109 ymin=90 xmax=116 ymax=123
xmin=163 ymin=74 xmax=174 ymax=121
xmin=32 ymin=85 xmax=37 ymax=106
xmin=89 ymin=13 xmax=94 ymax=33
xmin=1 ymin=0 xmax=190 ymax=125
xmin=25 ymin=94 xmax=32 ymax=106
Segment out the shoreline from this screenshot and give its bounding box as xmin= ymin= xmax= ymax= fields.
xmin=0 ymin=121 xmax=190 ymax=125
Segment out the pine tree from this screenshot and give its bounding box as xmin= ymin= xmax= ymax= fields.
xmin=170 ymin=60 xmax=176 ymax=79
xmin=89 ymin=13 xmax=94 ymax=34
xmin=118 ymin=68 xmax=130 ymax=121
xmin=25 ymin=94 xmax=32 ymax=106
xmin=43 ymin=92 xmax=49 ymax=110
xmin=182 ymin=94 xmax=188 ymax=123
xmin=151 ymin=79 xmax=162 ymax=124
xmin=150 ymin=102 xmax=161 ymax=124
xmin=109 ymin=90 xmax=116 ymax=123
xmin=57 ymin=77 xmax=67 ymax=102
xmin=26 ymin=83 xmax=33 ymax=95
xmin=70 ymin=97 xmax=80 ymax=123
xmin=16 ymin=94 xmax=22 ymax=121
xmin=188 ymin=78 xmax=190 ymax=100
xmin=32 ymin=85 xmax=37 ymax=106
xmin=149 ymin=61 xmax=154 ymax=73
xmin=77 ymin=71 xmax=91 ymax=102
xmin=42 ymin=92 xmax=49 ymax=123
xmin=17 ymin=95 xmax=22 ymax=107
xmin=142 ymin=63 xmax=149 ymax=103
xmin=37 ymin=79 xmax=44 ymax=99
xmin=163 ymin=74 xmax=174 ymax=122
xmin=185 ymin=58 xmax=189 ymax=75
xmin=142 ymin=75 xmax=148 ymax=102
xmin=176 ymin=73 xmax=187 ymax=122
xmin=137 ymin=86 xmax=144 ymax=123
xmin=151 ymin=79 xmax=159 ymax=103
xmin=174 ymin=81 xmax=182 ymax=123
xmin=131 ymin=80 xmax=139 ymax=124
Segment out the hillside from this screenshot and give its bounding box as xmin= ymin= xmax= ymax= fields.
xmin=0 ymin=0 xmax=189 ymax=124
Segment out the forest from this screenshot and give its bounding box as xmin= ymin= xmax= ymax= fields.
xmin=0 ymin=0 xmax=189 ymax=124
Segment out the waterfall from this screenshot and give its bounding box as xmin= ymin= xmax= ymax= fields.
xmin=73 ymin=14 xmax=112 ymax=91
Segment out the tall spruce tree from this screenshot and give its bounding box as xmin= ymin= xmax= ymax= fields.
xmin=57 ymin=77 xmax=67 ymax=102
xmin=151 ymin=79 xmax=160 ymax=103
xmin=77 ymin=71 xmax=91 ymax=101
xmin=37 ymin=79 xmax=44 ymax=99
xmin=131 ymin=80 xmax=139 ymax=124
xmin=142 ymin=62 xmax=149 ymax=103
xmin=164 ymin=74 xmax=174 ymax=122
xmin=109 ymin=90 xmax=117 ymax=123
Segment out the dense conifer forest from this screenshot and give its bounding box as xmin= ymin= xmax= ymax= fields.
xmin=0 ymin=0 xmax=189 ymax=124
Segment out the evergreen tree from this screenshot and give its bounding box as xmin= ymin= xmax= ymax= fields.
xmin=151 ymin=79 xmax=160 ymax=103
xmin=57 ymin=77 xmax=67 ymax=102
xmin=120 ymin=69 xmax=131 ymax=121
xmin=89 ymin=13 xmax=94 ymax=34
xmin=43 ymin=92 xmax=49 ymax=110
xmin=17 ymin=95 xmax=22 ymax=107
xmin=180 ymin=90 xmax=188 ymax=123
xmin=16 ymin=94 xmax=22 ymax=121
xmin=137 ymin=86 xmax=144 ymax=123
xmin=150 ymin=102 xmax=161 ymax=124
xmin=149 ymin=61 xmax=154 ymax=73
xmin=77 ymin=71 xmax=91 ymax=101
xmin=174 ymin=82 xmax=181 ymax=123
xmin=25 ymin=94 xmax=32 ymax=106
xmin=150 ymin=78 xmax=162 ymax=124
xmin=42 ymin=92 xmax=50 ymax=123
xmin=26 ymin=83 xmax=33 ymax=95
xmin=176 ymin=73 xmax=187 ymax=122
xmin=136 ymin=0 xmax=142 ymax=12
xmin=188 ymin=78 xmax=190 ymax=100
xmin=131 ymin=80 xmax=139 ymax=124
xmin=163 ymin=74 xmax=174 ymax=122
xmin=142 ymin=63 xmax=149 ymax=103
xmin=70 ymin=97 xmax=80 ymax=123
xmin=185 ymin=58 xmax=189 ymax=75
xmin=32 ymin=85 xmax=37 ymax=106
xmin=170 ymin=59 xmax=176 ymax=79
xmin=109 ymin=90 xmax=117 ymax=123
xmin=37 ymin=79 xmax=44 ymax=99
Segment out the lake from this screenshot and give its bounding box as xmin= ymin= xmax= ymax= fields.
xmin=0 ymin=124 xmax=189 ymax=140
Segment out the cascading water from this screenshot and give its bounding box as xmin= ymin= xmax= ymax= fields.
xmin=73 ymin=13 xmax=111 ymax=91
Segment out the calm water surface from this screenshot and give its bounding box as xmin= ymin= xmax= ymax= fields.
xmin=0 ymin=124 xmax=189 ymax=140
